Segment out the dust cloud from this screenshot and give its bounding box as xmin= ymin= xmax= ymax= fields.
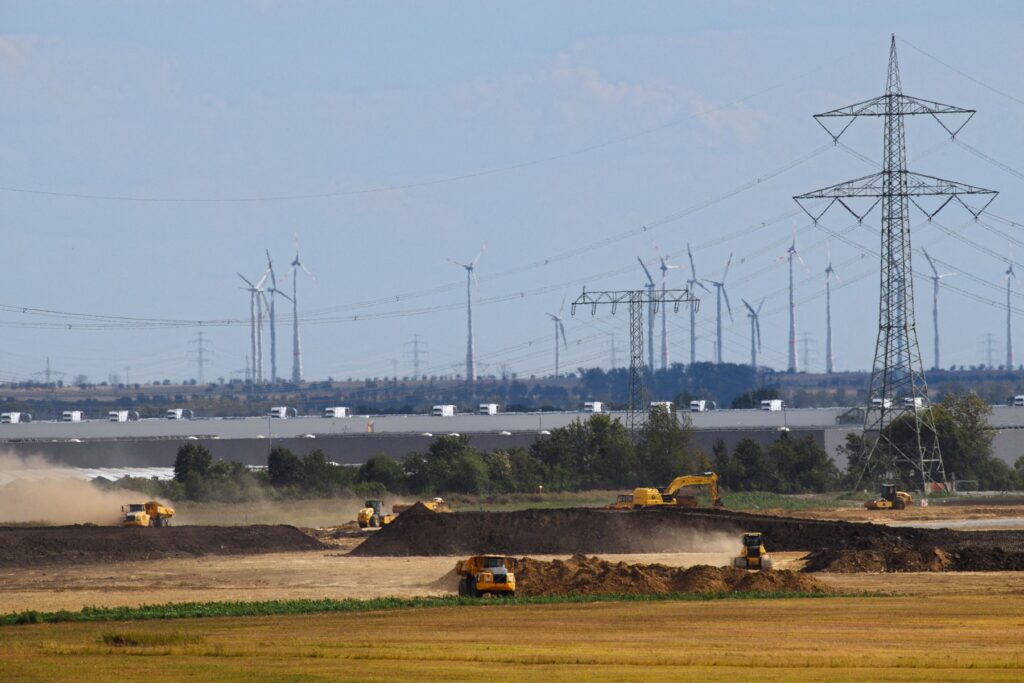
xmin=0 ymin=454 xmax=153 ymax=526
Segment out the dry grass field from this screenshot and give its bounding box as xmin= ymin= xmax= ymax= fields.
xmin=3 ymin=595 xmax=1023 ymax=682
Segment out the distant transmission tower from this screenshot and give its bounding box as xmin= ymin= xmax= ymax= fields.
xmin=406 ymin=334 xmax=427 ymax=379
xmin=795 ymin=36 xmax=996 ymax=492
xmin=189 ymin=332 xmax=209 ymax=384
xmin=980 ymin=333 xmax=999 ymax=369
xmin=573 ymin=287 xmax=698 ymax=434
xmin=800 ymin=332 xmax=816 ymax=373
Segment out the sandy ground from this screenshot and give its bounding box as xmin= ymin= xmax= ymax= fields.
xmin=0 ymin=550 xmax=797 ymax=613
xmin=6 ymin=547 xmax=1024 ymax=613
xmin=766 ymin=504 xmax=1024 ymax=528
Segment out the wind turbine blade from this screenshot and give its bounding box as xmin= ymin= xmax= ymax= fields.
xmin=559 ymin=294 xmax=566 ymax=316
xmin=756 ymin=319 xmax=762 ymax=351
xmin=300 ymin=262 xmax=316 ymax=281
xmin=266 ymin=249 xmax=277 ymax=288
xmin=472 ymin=270 xmax=480 ymax=292
xmin=722 ymin=253 xmax=733 ymax=282
xmin=687 ymin=242 xmax=698 ymax=276
xmin=695 ymin=280 xmax=711 ymax=293
xmin=255 ymin=269 xmax=270 ymax=290
xmin=559 ymin=321 xmax=568 ymax=349
xmin=472 ymin=245 xmax=486 ymax=268
xmin=637 ymin=257 xmax=655 ymax=286
xmin=237 ymin=273 xmax=255 ymax=288
xmin=274 ymin=288 xmax=293 ymax=303
xmin=722 ymin=287 xmax=734 ymax=322
xmin=742 ymin=298 xmax=756 ymax=316
xmin=757 ymin=296 xmax=766 ymax=314
xmin=833 ymin=267 xmax=842 ymax=284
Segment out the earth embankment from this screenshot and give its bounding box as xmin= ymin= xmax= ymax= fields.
xmin=0 ymin=525 xmax=326 ymax=568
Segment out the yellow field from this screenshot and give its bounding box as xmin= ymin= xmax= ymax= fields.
xmin=3 ymin=595 xmax=1023 ymax=682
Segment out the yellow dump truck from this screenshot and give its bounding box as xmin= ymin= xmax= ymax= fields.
xmin=732 ymin=532 xmax=773 ymax=570
xmin=357 ymin=499 xmax=396 ymax=528
xmin=121 ymin=501 xmax=175 ymax=527
xmin=392 ymin=497 xmax=452 ymax=514
xmin=457 ymin=555 xmax=517 ymax=597
xmin=628 ymin=472 xmax=725 ymax=509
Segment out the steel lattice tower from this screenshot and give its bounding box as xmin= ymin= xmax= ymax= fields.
xmin=573 ymin=288 xmax=698 ymax=433
xmin=795 ymin=36 xmax=996 ymax=493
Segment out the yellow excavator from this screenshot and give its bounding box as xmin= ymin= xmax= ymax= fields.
xmin=629 ymin=472 xmax=725 ymax=509
xmin=864 ymin=484 xmax=913 ymax=510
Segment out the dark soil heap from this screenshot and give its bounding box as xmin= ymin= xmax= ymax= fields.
xmin=0 ymin=525 xmax=326 ymax=568
xmin=512 ymin=555 xmax=829 ymax=596
xmin=803 ymin=542 xmax=1024 ymax=573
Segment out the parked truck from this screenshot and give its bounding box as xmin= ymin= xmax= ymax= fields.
xmin=61 ymin=410 xmax=84 ymax=422
xmin=583 ymin=401 xmax=604 ymax=413
xmin=121 ymin=501 xmax=175 ymax=527
xmin=0 ymin=412 xmax=31 ymax=424
xmin=269 ymin=406 xmax=297 ymax=419
xmin=323 ymin=406 xmax=351 ymax=418
xmin=432 ymin=405 xmax=456 ymax=417
xmin=166 ymin=408 xmax=194 ymax=420
xmin=760 ymin=399 xmax=784 ymax=412
xmin=108 ymin=410 xmax=139 ymax=422
xmin=478 ymin=403 xmax=499 ymax=415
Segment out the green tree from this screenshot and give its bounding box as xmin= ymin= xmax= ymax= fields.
xmin=357 ymin=455 xmax=407 ymax=493
xmin=531 ymin=414 xmax=637 ymax=490
xmin=173 ymin=442 xmax=213 ymax=482
xmin=766 ymin=434 xmax=840 ymax=493
xmin=267 ymin=446 xmax=303 ymax=488
xmin=730 ymin=386 xmax=780 ymax=409
xmin=635 ymin=407 xmax=700 ymax=483
xmin=732 ymin=439 xmax=769 ymax=491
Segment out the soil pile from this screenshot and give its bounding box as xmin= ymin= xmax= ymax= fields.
xmin=513 ymin=554 xmax=829 ymax=596
xmin=352 ymin=506 xmax=1024 ymax=559
xmin=804 ymin=544 xmax=1024 ymax=573
xmin=0 ymin=525 xmax=326 ymax=568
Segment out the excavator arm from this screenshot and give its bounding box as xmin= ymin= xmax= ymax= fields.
xmin=663 ymin=473 xmax=723 ymax=507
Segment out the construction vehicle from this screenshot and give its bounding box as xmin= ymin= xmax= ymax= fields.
xmin=392 ymin=497 xmax=452 ymax=514
xmin=864 ymin=484 xmax=913 ymax=510
xmin=457 ymin=555 xmax=517 ymax=597
xmin=732 ymin=532 xmax=773 ymax=570
xmin=629 ymin=472 xmax=725 ymax=509
xmin=357 ymin=499 xmax=396 ymax=528
xmin=121 ymin=501 xmax=175 ymax=527
xmin=606 ymin=494 xmax=634 ymax=510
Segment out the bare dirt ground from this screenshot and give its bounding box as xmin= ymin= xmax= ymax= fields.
xmin=764 ymin=503 xmax=1024 ymax=527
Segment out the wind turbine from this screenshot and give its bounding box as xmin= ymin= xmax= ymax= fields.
xmin=703 ymin=253 xmax=733 ymax=365
xmin=742 ymin=297 xmax=765 ymax=369
xmin=290 ymin=239 xmax=315 ymax=383
xmin=546 ymin=296 xmax=568 ymax=377
xmin=654 ymin=245 xmax=682 ymax=370
xmin=238 ymin=270 xmax=269 ymax=383
xmin=638 ymin=257 xmax=657 ymax=373
xmin=921 ymin=248 xmax=954 ymax=371
xmin=264 ymin=250 xmax=293 ymax=384
xmin=824 ymin=244 xmax=842 ymax=374
xmin=449 ymin=246 xmax=485 ymax=383
xmin=785 ymin=234 xmax=806 ymax=373
xmin=686 ymin=243 xmax=711 ymax=365
xmin=1006 ymin=255 xmax=1015 ymax=370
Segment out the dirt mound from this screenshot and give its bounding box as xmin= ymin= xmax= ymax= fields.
xmin=0 ymin=525 xmax=326 ymax=568
xmin=513 ymin=555 xmax=830 ymax=596
xmin=803 ymin=543 xmax=1024 ymax=573
xmin=352 ymin=506 xmax=1024 ymax=560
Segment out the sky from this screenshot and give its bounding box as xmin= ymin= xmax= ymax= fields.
xmin=1 ymin=0 xmax=1024 ymax=385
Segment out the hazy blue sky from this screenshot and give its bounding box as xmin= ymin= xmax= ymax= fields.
xmin=2 ymin=1 xmax=1024 ymax=384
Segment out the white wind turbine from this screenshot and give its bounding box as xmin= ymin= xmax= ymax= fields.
xmin=654 ymin=244 xmax=682 ymax=370
xmin=1006 ymin=253 xmax=1015 ymax=370
xmin=638 ymin=256 xmax=657 ymax=373
xmin=703 ymin=253 xmax=733 ymax=365
xmin=290 ymin=238 xmax=316 ymax=384
xmin=784 ymin=233 xmax=807 ymax=373
xmin=546 ymin=295 xmax=569 ymax=377
xmin=686 ymin=243 xmax=711 ymax=365
xmin=264 ymin=249 xmax=293 ymax=384
xmin=448 ymin=246 xmax=485 ymax=382
xmin=238 ymin=269 xmax=269 ymax=383
xmin=921 ymin=248 xmax=954 ymax=371
xmin=824 ymin=243 xmax=842 ymax=374
xmin=742 ymin=297 xmax=765 ymax=369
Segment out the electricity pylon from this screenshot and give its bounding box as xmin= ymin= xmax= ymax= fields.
xmin=794 ymin=36 xmax=997 ymax=493
xmin=572 ymin=287 xmax=698 ymax=434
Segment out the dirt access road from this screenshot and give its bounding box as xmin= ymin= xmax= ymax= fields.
xmin=5 ymin=549 xmax=1024 ymax=613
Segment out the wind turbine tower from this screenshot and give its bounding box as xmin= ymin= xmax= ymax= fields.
xmin=290 ymin=245 xmax=315 ymax=383
xmin=686 ymin=243 xmax=710 ymax=365
xmin=546 ymin=296 xmax=568 ymax=376
xmin=264 ymin=250 xmax=293 ymax=384
xmin=704 ymin=253 xmax=733 ymax=365
xmin=1006 ymin=259 xmax=1015 ymax=369
xmin=742 ymin=298 xmax=765 ymax=369
xmin=638 ymin=257 xmax=657 ymax=373
xmin=921 ymin=248 xmax=953 ymax=370
xmin=238 ymin=270 xmax=269 ymax=383
xmin=824 ymin=247 xmax=841 ymax=374
xmin=785 ymin=236 xmax=806 ymax=372
xmin=449 ymin=246 xmax=485 ymax=383
xmin=655 ymin=245 xmax=681 ymax=370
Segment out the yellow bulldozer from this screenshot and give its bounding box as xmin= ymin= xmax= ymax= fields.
xmin=121 ymin=501 xmax=175 ymax=527
xmin=456 ymin=555 xmax=517 ymax=597
xmin=628 ymin=472 xmax=725 ymax=509
xmin=864 ymin=484 xmax=913 ymax=510
xmin=732 ymin=532 xmax=773 ymax=571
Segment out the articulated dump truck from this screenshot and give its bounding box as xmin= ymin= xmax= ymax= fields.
xmin=121 ymin=501 xmax=176 ymax=527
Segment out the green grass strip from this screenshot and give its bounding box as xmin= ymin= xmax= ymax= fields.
xmin=1 ymin=591 xmax=882 ymax=627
